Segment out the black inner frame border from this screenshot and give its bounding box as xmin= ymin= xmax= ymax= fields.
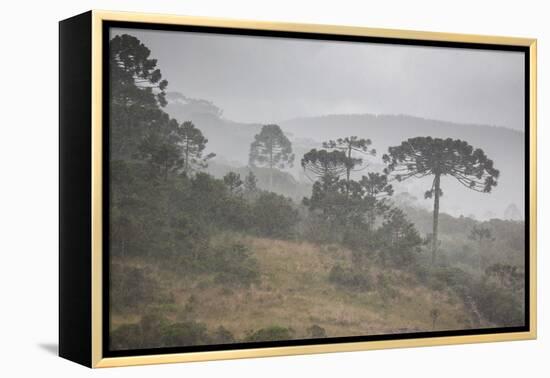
xmin=102 ymin=20 xmax=531 ymax=358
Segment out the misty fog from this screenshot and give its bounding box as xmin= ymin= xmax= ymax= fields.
xmin=112 ymin=28 xmax=525 ymax=221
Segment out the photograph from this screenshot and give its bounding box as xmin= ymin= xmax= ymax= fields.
xmin=107 ymin=25 xmax=527 ymax=352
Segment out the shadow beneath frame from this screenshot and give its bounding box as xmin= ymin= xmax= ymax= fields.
xmin=38 ymin=343 xmax=58 ymax=356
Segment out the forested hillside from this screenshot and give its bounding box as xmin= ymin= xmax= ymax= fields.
xmin=164 ymin=92 xmax=524 ymax=220
xmin=108 ymin=33 xmax=525 ymax=351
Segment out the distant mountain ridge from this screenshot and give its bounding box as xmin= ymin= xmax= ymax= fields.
xmin=164 ymin=93 xmax=525 ymax=220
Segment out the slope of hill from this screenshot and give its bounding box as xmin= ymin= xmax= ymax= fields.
xmin=111 ymin=233 xmax=479 ymax=344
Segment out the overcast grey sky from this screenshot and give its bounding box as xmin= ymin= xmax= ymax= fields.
xmin=112 ymin=28 xmax=525 ymax=130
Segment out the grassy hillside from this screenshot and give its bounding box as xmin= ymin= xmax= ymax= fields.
xmin=111 ymin=232 xmax=479 ymax=345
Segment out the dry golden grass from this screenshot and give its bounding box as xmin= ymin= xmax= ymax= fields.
xmin=111 ymin=233 xmax=473 ymax=339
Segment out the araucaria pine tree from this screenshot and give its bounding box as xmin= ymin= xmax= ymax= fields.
xmin=323 ymin=136 xmax=376 ymax=194
xmin=177 ymin=121 xmax=215 ymax=174
xmin=383 ymin=137 xmax=499 ymax=264
xmin=249 ymin=124 xmax=294 ymax=190
xmin=109 ymin=34 xmax=169 ymax=160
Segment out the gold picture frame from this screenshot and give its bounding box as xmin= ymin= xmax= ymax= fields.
xmin=59 ymin=10 xmax=537 ymax=368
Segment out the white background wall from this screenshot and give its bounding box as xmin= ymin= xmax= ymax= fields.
xmin=0 ymin=0 xmax=546 ymax=376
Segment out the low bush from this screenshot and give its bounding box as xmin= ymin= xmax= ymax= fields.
xmin=211 ymin=242 xmax=260 ymax=287
xmin=300 ymin=210 xmax=345 ymax=244
xmin=474 ymin=280 xmax=524 ymax=327
xmin=245 ymin=326 xmax=294 ymax=342
xmin=110 ymin=324 xmax=143 ymax=350
xmin=160 ymin=321 xmax=210 ymax=347
xmin=376 ymin=273 xmax=400 ymax=301
xmin=307 ymin=324 xmax=327 ymax=338
xmin=110 ymin=264 xmax=171 ymax=313
xmin=211 ymin=326 xmax=236 ymax=344
xmin=252 ymin=192 xmax=299 ymax=239
xmin=110 ymin=315 xmax=212 ymax=350
xmin=329 ymin=264 xmax=371 ymax=291
xmin=419 ymin=266 xmax=472 ymax=296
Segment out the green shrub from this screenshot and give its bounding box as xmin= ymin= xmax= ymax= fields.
xmin=245 ymin=326 xmax=294 ymax=342
xmin=140 ymin=310 xmax=169 ymax=348
xmin=211 ymin=326 xmax=236 ymax=344
xmin=184 ymin=294 xmax=199 ymax=314
xmin=110 ymin=264 xmax=168 ymax=313
xmin=421 ymin=266 xmax=472 ymax=296
xmin=329 ymin=264 xmax=371 ymax=291
xmin=220 ymin=196 xmax=252 ymax=231
xmin=110 ymin=324 xmax=142 ymax=350
xmin=252 ymin=192 xmax=299 ymax=238
xmin=160 ymin=321 xmax=210 ymax=347
xmin=474 ymin=281 xmax=524 ymax=327
xmin=189 ymin=172 xmax=252 ymax=232
xmin=376 ymin=208 xmax=422 ymax=267
xmin=211 ymin=242 xmax=260 ymax=287
xmin=302 ymin=213 xmax=340 ymax=244
xmin=307 ymin=324 xmax=327 ymax=338
xmin=342 ymin=227 xmax=374 ymax=254
xmin=111 ymin=314 xmax=236 ymax=350
xmin=376 ymin=273 xmax=400 ymax=301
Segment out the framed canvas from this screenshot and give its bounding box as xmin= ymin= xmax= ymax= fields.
xmin=59 ymin=10 xmax=537 ymax=368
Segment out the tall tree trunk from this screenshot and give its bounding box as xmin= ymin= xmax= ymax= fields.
xmin=345 ymin=145 xmax=352 ymax=198
xmin=121 ymin=238 xmax=126 ymax=258
xmin=269 ymin=147 xmax=273 ymax=191
xmin=116 ymin=104 xmax=131 ymax=159
xmin=367 ymin=209 xmax=375 ymax=233
xmin=478 ymin=239 xmax=483 ymax=274
xmin=432 ymin=174 xmax=441 ymax=265
xmin=185 ymin=141 xmax=190 ymax=174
